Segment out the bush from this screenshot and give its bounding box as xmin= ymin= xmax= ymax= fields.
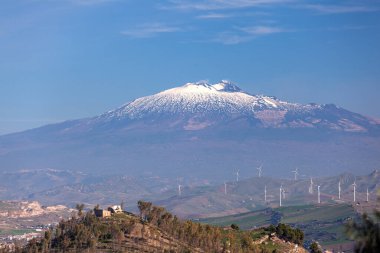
xmin=231 ymin=223 xmax=240 ymax=230
xmin=310 ymin=241 xmax=322 ymax=253
xmin=346 ymin=211 xmax=380 ymax=253
xmin=275 ymin=223 xmax=304 ymax=245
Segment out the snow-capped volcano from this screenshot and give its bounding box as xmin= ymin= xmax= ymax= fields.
xmin=95 ymin=81 xmax=376 ymax=132
xmin=0 ymin=80 xmax=379 ymax=178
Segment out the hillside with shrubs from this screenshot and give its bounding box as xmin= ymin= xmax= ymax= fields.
xmin=9 ymin=201 xmax=307 ymax=253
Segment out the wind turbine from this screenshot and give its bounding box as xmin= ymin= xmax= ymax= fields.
xmin=264 ymin=185 xmax=267 ymax=202
xmin=309 ymin=177 xmax=314 ymax=194
xmin=292 ymin=168 xmax=299 ymax=181
xmin=279 ymin=185 xmax=283 ymax=207
xmin=353 ymin=181 xmax=356 ymax=202
xmin=235 ymin=169 xmax=240 ymax=182
xmin=178 ymin=184 xmax=182 ymax=196
xmin=224 ymin=182 xmax=227 ymax=195
xmin=257 ymin=165 xmax=263 ymax=178
xmin=317 ymin=185 xmax=321 ymax=204
xmin=338 ymin=180 xmax=341 ymax=200
xmin=366 ymin=187 xmax=369 ymax=202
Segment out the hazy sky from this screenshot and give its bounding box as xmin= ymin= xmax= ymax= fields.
xmin=1 ymin=0 xmax=380 ymax=134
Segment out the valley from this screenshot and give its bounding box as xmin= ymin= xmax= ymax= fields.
xmin=1 ymin=168 xmax=378 ymax=218
xmin=0 ymin=82 xmax=379 ymax=252
xmin=0 ymin=201 xmax=72 ymax=247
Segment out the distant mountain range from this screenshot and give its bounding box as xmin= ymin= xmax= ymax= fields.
xmin=0 ymin=81 xmax=380 ymax=178
xmin=158 ymin=169 xmax=380 ymax=218
xmin=0 ymin=168 xmax=378 ymax=219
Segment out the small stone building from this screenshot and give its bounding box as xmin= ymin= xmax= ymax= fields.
xmin=94 ymin=209 xmax=111 ymax=218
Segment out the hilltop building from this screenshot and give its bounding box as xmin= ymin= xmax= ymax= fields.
xmin=94 ymin=205 xmax=123 ymax=218
xmin=108 ymin=205 xmax=123 ymax=214
xmin=94 ymin=209 xmax=111 ymax=218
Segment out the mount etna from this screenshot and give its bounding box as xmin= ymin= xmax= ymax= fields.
xmin=1 ymin=81 xmax=379 ymax=179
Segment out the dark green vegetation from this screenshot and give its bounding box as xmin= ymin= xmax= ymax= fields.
xmin=9 ymin=201 xmax=306 ymax=253
xmin=202 ymin=203 xmax=358 ymax=248
xmin=346 ymin=209 xmax=380 ymax=253
xmin=309 ymin=241 xmax=323 ymax=253
xmin=267 ymin=223 xmax=304 ymax=245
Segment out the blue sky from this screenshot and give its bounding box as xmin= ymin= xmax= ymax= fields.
xmin=0 ymin=0 xmax=380 ymax=134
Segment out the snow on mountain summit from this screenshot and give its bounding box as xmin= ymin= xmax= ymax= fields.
xmin=101 ymin=81 xmax=295 ymax=121
xmin=93 ymin=81 xmax=378 ymax=132
xmin=212 ymin=80 xmax=242 ymax=92
xmin=165 ymin=80 xmax=242 ymax=93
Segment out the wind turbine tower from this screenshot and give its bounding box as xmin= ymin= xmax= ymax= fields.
xmin=309 ymin=177 xmax=314 ymax=194
xmin=317 ymin=185 xmax=321 ymax=204
xmin=178 ymin=184 xmax=182 ymax=196
xmin=257 ymin=165 xmax=263 ymax=178
xmin=224 ymin=182 xmax=227 ymax=195
xmin=338 ymin=180 xmax=341 ymax=200
xmin=279 ymin=185 xmax=283 ymax=207
xmin=353 ymin=181 xmax=356 ymax=202
xmin=366 ymin=187 xmax=369 ymax=202
xmin=235 ymin=169 xmax=240 ymax=182
xmin=264 ymin=185 xmax=267 ymax=202
xmin=292 ymin=168 xmax=299 ymax=181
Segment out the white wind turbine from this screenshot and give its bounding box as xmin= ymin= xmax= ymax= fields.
xmin=178 ymin=184 xmax=182 ymax=196
xmin=235 ymin=169 xmax=240 ymax=182
xmin=309 ymin=177 xmax=314 ymax=194
xmin=224 ymin=182 xmax=227 ymax=195
xmin=317 ymin=185 xmax=321 ymax=204
xmin=279 ymin=185 xmax=283 ymax=207
xmin=338 ymin=180 xmax=341 ymax=200
xmin=264 ymin=185 xmax=267 ymax=202
xmin=353 ymin=181 xmax=357 ymax=202
xmin=366 ymin=187 xmax=369 ymax=202
xmin=257 ymin=165 xmax=263 ymax=178
xmin=292 ymin=168 xmax=299 ymax=181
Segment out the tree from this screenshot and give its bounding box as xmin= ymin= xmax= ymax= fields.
xmin=310 ymin=241 xmax=323 ymax=253
xmin=230 ymin=224 xmax=240 ymax=230
xmin=76 ymin=203 xmax=85 ymax=217
xmin=120 ymin=200 xmax=125 ymax=211
xmin=43 ymin=230 xmax=52 ymax=252
xmin=275 ymin=223 xmax=304 ymax=245
xmin=346 ymin=211 xmax=380 ymax=253
xmin=148 ymin=206 xmax=165 ymax=225
xmin=137 ymin=200 xmax=152 ymax=220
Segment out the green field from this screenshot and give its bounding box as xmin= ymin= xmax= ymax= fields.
xmin=280 ymin=203 xmax=355 ymax=223
xmin=201 ymin=209 xmax=273 ymax=230
xmin=201 ymin=203 xmax=358 ymax=249
xmin=0 ymin=229 xmax=35 ymax=235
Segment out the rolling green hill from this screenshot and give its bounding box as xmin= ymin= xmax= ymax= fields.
xmin=201 ymin=203 xmax=360 ymax=251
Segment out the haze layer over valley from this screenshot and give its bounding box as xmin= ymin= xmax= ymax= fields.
xmin=0 ymin=81 xmax=379 ymax=181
